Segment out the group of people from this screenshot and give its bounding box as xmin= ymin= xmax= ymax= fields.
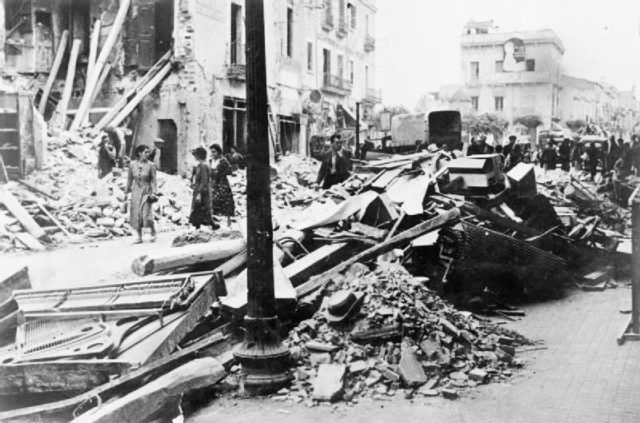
xmin=188 ymin=144 xmax=236 ymax=230
xmin=536 ymin=135 xmax=640 ymax=180
xmin=98 ymin=127 xmax=238 ymax=242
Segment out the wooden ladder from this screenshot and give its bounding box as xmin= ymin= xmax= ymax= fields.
xmin=267 ymin=102 xmax=282 ymax=160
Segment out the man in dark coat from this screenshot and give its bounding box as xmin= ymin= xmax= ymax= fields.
xmin=558 ymin=138 xmax=572 ymax=172
xmin=467 ymin=135 xmax=494 ymax=156
xmin=503 ymin=135 xmax=517 ymax=157
xmin=316 ymin=133 xmax=352 ymax=189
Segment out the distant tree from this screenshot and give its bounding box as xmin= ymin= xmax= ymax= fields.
xmin=565 ymin=119 xmax=587 ymax=133
xmin=462 ymin=113 xmax=509 ymax=138
xmin=514 ymin=115 xmax=543 ymax=130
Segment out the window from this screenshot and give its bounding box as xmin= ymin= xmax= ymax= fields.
xmin=471 ymin=96 xmax=479 ymax=111
xmin=349 ymin=60 xmax=354 ymax=83
xmin=286 ymin=7 xmax=293 ymax=58
xmin=230 ymin=3 xmax=242 ymax=65
xmin=526 ymin=59 xmax=535 ymax=71
xmin=470 ymin=61 xmax=479 ymax=81
xmin=495 ymin=96 xmax=504 ymax=111
xmin=365 ymin=14 xmax=369 ymax=35
xmin=323 ymin=48 xmax=331 ymax=75
xmin=350 ymin=4 xmax=356 ymax=29
xmin=337 ymin=54 xmax=344 ymax=79
xmin=495 ymin=60 xmax=503 ymax=73
xmin=307 ymin=41 xmax=313 ymax=71
xmin=365 ymin=65 xmax=369 ymax=88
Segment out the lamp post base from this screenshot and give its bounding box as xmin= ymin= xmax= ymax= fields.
xmin=234 ymin=315 xmax=291 ymax=395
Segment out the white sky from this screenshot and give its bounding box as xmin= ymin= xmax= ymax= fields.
xmin=376 ymin=0 xmax=640 ymax=108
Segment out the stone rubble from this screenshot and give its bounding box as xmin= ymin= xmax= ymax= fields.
xmin=282 ymin=263 xmax=531 ymax=404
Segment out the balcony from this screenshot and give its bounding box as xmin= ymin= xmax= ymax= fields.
xmin=227 ymin=42 xmax=245 ymax=80
xmin=364 ymin=35 xmax=375 ymax=52
xmin=337 ymin=18 xmax=347 ymax=37
xmin=364 ymin=88 xmax=382 ymax=104
xmin=322 ymin=12 xmax=334 ymax=31
xmin=322 ymin=74 xmax=352 ymax=96
xmin=485 ymin=71 xmax=551 ymax=86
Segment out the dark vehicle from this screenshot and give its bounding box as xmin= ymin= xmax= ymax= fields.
xmin=428 ymin=110 xmax=462 ymax=151
xmin=578 ymin=135 xmax=608 ymax=172
xmin=390 ymin=110 xmax=462 ymax=152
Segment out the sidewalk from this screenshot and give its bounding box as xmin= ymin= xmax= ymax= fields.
xmin=189 ymin=286 xmax=640 ymax=423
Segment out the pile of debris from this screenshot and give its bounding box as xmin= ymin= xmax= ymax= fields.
xmin=279 ymin=263 xmax=530 ymax=404
xmin=0 ymin=127 xmax=322 ymax=251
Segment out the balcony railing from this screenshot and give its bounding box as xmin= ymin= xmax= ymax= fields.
xmin=322 ymin=74 xmax=352 ymax=95
xmin=322 ymin=12 xmax=334 ymax=31
xmin=337 ymin=18 xmax=347 ymax=37
xmin=364 ymin=35 xmax=375 ymax=52
xmin=364 ymin=88 xmax=382 ymax=104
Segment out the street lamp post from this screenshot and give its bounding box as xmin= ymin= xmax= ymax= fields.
xmin=234 ymin=0 xmax=291 ymax=394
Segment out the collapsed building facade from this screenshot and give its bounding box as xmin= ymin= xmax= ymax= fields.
xmin=0 ymin=0 xmax=380 ymax=177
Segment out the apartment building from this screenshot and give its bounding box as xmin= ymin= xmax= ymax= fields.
xmin=0 ymin=0 xmax=379 ymax=175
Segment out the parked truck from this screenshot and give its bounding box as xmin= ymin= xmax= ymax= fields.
xmin=389 ymin=110 xmax=462 ymax=152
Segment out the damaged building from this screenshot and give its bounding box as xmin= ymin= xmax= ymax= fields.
xmin=0 ymin=0 xmax=380 ymax=177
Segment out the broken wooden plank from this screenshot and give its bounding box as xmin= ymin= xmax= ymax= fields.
xmin=312 ymin=363 xmax=346 ymax=402
xmin=86 ymin=19 xmax=101 ymax=86
xmin=351 ymin=324 xmax=402 ymax=343
xmin=107 ymin=62 xmax=174 ymax=129
xmin=0 ymin=265 xmax=30 ymax=303
xmin=385 ymin=210 xmax=406 ymax=241
xmin=55 ymin=38 xmax=82 ymax=127
xmin=283 ymin=242 xmax=352 ymax=286
xmin=296 ymin=208 xmax=460 ymax=298
xmin=70 ymin=0 xmax=132 ymax=130
xmin=13 ymin=232 xmax=45 ymax=251
xmin=71 ymin=357 xmax=226 ymax=423
xmin=94 ymin=51 xmax=172 ymax=131
xmin=0 ymin=360 xmax=133 ymax=396
xmin=17 ymin=179 xmax=58 ymax=201
xmin=131 ymin=238 xmax=245 ymax=276
xmin=38 ymin=29 xmax=69 ymax=115
xmin=0 ymin=327 xmax=232 ymax=422
xmin=349 ymin=222 xmax=388 ymax=240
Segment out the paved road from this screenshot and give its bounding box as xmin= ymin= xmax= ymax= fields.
xmin=3 ymin=237 xmax=639 ymax=422
xmin=189 ymin=287 xmax=640 ymax=423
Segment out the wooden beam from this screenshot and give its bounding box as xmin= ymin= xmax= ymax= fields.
xmin=102 ymin=62 xmax=173 ymax=130
xmin=38 ymin=29 xmax=68 ymax=116
xmin=13 ymin=232 xmax=45 ymax=251
xmin=131 ymin=238 xmax=246 ymax=276
xmin=86 ymin=19 xmax=101 ymax=85
xmin=54 ymin=38 xmax=81 ymax=128
xmin=18 ymin=179 xmax=59 ymax=201
xmin=283 ymin=242 xmax=353 ymax=286
xmin=0 ymin=188 xmax=49 ymax=241
xmin=93 ymin=51 xmax=172 ymax=132
xmin=70 ymin=0 xmax=132 ymax=130
xmin=71 ymin=357 xmax=225 ymax=423
xmin=88 ymin=64 xmax=112 ymax=108
xmin=296 ymin=208 xmax=461 ymax=298
xmin=0 ymin=327 xmax=231 ymax=422
xmin=0 ymin=265 xmax=30 ymax=304
xmin=0 ymin=360 xmax=133 ymax=397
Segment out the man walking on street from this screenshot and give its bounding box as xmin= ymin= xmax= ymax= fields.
xmin=503 ymin=135 xmax=517 ymax=157
xmin=316 ymin=133 xmax=352 ymax=189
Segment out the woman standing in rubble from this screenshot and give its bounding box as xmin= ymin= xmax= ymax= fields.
xmin=209 ymin=144 xmax=235 ymax=227
xmin=189 ymin=147 xmax=218 ymax=230
xmin=126 ymin=145 xmax=157 ymax=243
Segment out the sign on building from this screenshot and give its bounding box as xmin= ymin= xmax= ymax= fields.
xmin=503 ymin=37 xmax=526 ymax=72
xmin=380 ymin=112 xmax=392 ymax=131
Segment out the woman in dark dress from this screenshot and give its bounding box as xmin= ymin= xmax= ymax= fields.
xmin=209 ymin=144 xmax=236 ymax=226
xmin=97 ymin=135 xmax=116 ymax=178
xmin=189 ymin=147 xmax=217 ymax=229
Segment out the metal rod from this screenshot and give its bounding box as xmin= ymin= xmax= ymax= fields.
xmin=355 ymin=101 xmax=361 ymax=158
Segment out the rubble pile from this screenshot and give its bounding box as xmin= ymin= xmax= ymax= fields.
xmin=228 ymin=153 xmax=320 ymax=218
xmin=1 ymin=135 xmax=323 ymax=250
xmin=281 ymin=263 xmax=530 ymax=404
